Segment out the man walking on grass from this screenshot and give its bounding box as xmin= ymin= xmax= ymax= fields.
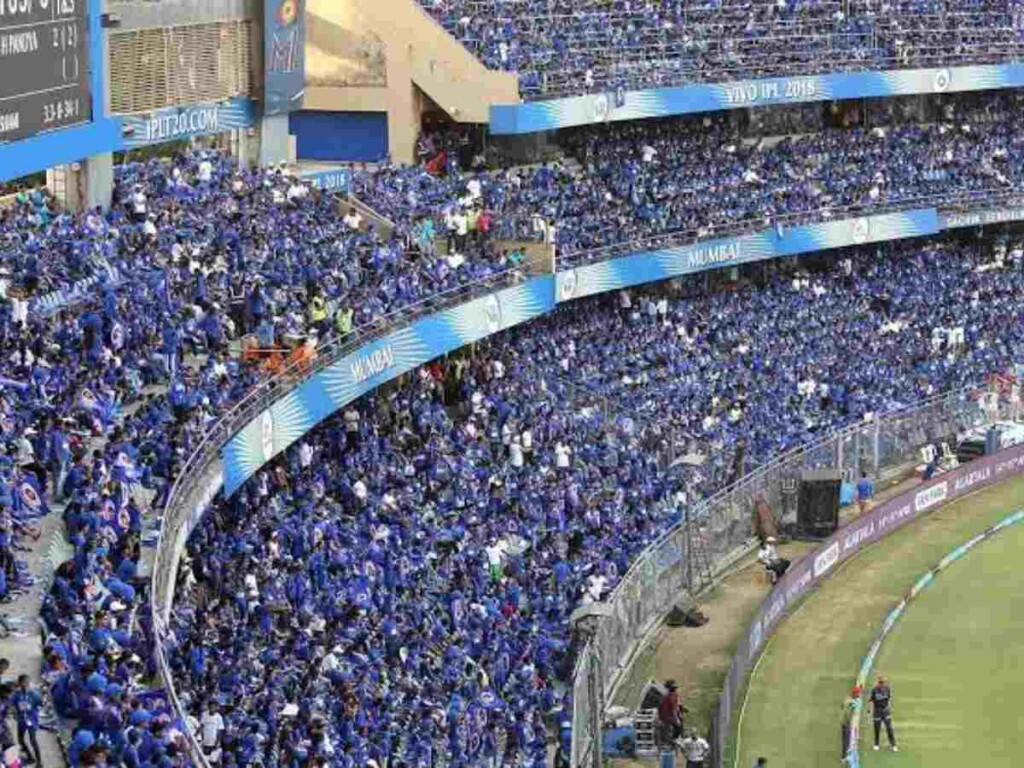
xmin=870 ymin=676 xmax=898 ymax=751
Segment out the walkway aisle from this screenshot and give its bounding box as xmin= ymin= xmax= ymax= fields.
xmin=0 ymin=382 xmax=170 ymax=768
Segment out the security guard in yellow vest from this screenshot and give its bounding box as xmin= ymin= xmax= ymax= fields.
xmin=309 ymin=292 xmax=328 ymax=335
xmin=334 ymin=305 xmax=354 ymax=338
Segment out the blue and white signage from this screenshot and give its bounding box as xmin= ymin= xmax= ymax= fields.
xmin=556 ymin=209 xmax=939 ymax=301
xmin=119 ymin=98 xmax=256 ymax=149
xmin=265 ymin=0 xmax=306 ymax=115
xmin=302 ymin=168 xmax=352 ymax=193
xmin=939 ymin=205 xmax=1024 ymax=230
xmin=222 ymin=276 xmax=556 ymax=494
xmin=491 ymin=63 xmax=1024 ymax=134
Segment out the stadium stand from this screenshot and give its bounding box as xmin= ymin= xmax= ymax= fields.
xmin=160 ymin=235 xmax=1024 ymax=768
xmin=0 ymin=151 xmax=519 ymax=768
xmin=356 ymin=91 xmax=1024 ymax=264
xmin=416 ymin=0 xmax=1024 ymax=98
xmin=2 ymin=3 xmax=1024 ymax=766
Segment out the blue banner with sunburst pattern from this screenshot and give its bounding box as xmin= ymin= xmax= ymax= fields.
xmin=491 ymin=63 xmax=1024 ymax=134
xmin=222 ymin=275 xmax=555 ymax=494
xmin=556 ymin=209 xmax=939 ymax=302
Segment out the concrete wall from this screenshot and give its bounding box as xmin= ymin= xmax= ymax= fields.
xmin=493 ymin=240 xmax=556 ymax=275
xmin=304 ymin=0 xmax=518 ymax=163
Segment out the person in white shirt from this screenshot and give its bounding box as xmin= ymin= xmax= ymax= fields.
xmin=10 ymin=295 xmax=27 ymax=327
xmin=131 ymin=186 xmax=147 ymax=220
xmin=521 ymin=427 xmax=533 ymax=463
xmin=321 ymin=646 xmax=342 ymax=677
xmin=757 ymin=537 xmax=790 ymax=584
xmin=299 ymin=441 xmax=314 ymax=470
xmin=244 ymin=572 xmax=259 ymax=602
xmin=200 ymin=702 xmax=225 ymax=752
xmin=453 ymin=211 xmax=469 ymax=252
xmin=353 ymin=478 xmax=368 ymax=504
xmin=343 ymin=208 xmax=363 ymax=231
xmin=485 ymin=541 xmax=506 ymax=582
xmin=15 ymin=429 xmax=36 ymax=468
xmin=679 ymin=729 xmax=710 ymax=767
xmin=198 ymin=159 xmax=213 ymax=183
xmin=509 ymin=437 xmax=524 ymax=468
xmin=343 ymin=406 xmax=360 ymax=450
xmin=585 ymin=573 xmax=607 ymax=601
xmin=555 ymin=442 xmax=571 ymax=471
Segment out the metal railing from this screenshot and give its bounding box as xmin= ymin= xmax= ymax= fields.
xmin=148 ymin=267 xmax=524 ymax=768
xmin=569 ymin=382 xmax=996 ymax=768
xmin=551 ymin=187 xmax=1024 ymax=270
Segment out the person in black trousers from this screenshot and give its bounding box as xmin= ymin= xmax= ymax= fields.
xmin=870 ymin=677 xmax=899 ymax=751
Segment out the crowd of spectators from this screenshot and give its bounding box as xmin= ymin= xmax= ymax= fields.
xmin=0 ymin=149 xmax=524 ymax=768
xmin=0 ymin=88 xmax=1023 ymax=768
xmin=353 ymin=92 xmax=1024 ymax=265
xmin=165 ymin=235 xmax=1024 ymax=768
xmin=419 ymin=0 xmax=1024 ymax=98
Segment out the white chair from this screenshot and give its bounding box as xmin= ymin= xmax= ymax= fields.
xmin=940 ymin=442 xmax=959 ymax=469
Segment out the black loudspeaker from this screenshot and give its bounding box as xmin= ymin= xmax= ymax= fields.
xmin=665 ymin=602 xmax=709 ymax=628
xmin=798 ymin=469 xmax=841 ymax=538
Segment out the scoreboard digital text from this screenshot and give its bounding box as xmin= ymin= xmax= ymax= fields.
xmin=0 ymin=0 xmax=89 ymax=144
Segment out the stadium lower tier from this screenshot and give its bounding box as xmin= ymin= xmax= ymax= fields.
xmin=146 ymin=235 xmax=1024 ymax=768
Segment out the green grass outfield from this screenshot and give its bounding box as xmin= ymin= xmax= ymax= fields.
xmin=733 ymin=474 xmax=1024 ymax=768
xmin=857 ymin=508 xmax=1024 ymax=768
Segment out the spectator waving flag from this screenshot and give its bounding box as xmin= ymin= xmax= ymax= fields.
xmin=16 ymin=473 xmax=48 ymax=517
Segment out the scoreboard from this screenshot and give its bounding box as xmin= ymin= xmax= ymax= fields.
xmin=0 ymin=0 xmax=90 ymax=144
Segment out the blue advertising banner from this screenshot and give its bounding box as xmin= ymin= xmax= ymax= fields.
xmin=264 ymin=0 xmax=306 ymax=115
xmin=939 ymin=205 xmax=1024 ymax=230
xmin=222 ymin=276 xmax=556 ymax=494
xmin=118 ymin=99 xmax=256 ymax=149
xmin=301 ymin=167 xmax=352 ymax=194
xmin=491 ymin=63 xmax=1024 ymax=134
xmin=556 ymin=209 xmax=939 ymax=302
xmin=32 ymin=266 xmax=123 ymax=317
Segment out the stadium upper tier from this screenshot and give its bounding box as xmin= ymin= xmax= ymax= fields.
xmin=164 ymin=237 xmax=1024 ymax=768
xmin=359 ymin=92 xmax=1024 ymax=266
xmin=7 ymin=93 xmax=1024 ymax=313
xmin=416 ymin=0 xmax=1024 ymax=99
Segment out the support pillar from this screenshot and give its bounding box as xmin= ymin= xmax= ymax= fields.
xmin=259 ymin=113 xmax=291 ymax=167
xmin=83 ymin=153 xmax=114 ymax=211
